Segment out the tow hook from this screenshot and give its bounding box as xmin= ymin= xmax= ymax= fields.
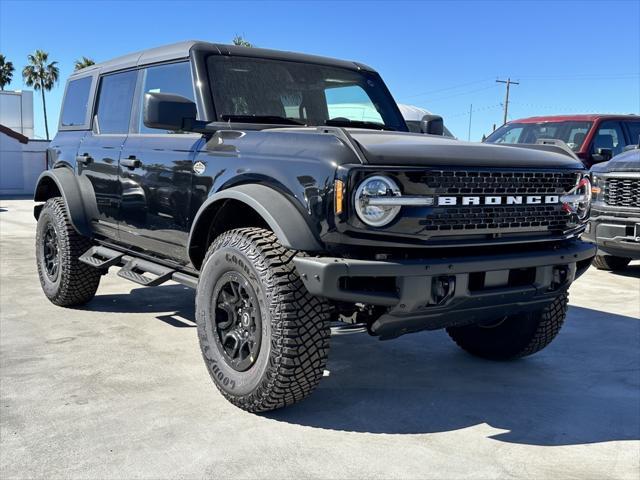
xmin=432 ymin=276 xmax=456 ymax=305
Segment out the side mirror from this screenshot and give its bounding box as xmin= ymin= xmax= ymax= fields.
xmin=143 ymin=92 xmax=197 ymax=131
xmin=592 ymin=148 xmax=613 ymax=163
xmin=420 ymin=114 xmax=444 ymax=136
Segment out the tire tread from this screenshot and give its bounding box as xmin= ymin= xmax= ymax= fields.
xmin=447 ymin=294 xmax=568 ymax=360
xmin=36 ymin=197 xmax=100 ymax=306
xmin=197 ymin=227 xmax=331 ymax=412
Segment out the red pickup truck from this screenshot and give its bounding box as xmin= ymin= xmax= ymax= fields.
xmin=485 ymin=114 xmax=640 ymax=167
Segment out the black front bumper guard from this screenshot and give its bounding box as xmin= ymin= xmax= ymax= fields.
xmin=294 ymin=241 xmax=596 ymax=339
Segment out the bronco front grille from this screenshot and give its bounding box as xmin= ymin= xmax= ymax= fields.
xmin=417 ymin=170 xmax=579 ymax=234
xmin=604 ymin=177 xmax=640 ymax=208
xmin=422 ymin=170 xmax=579 ymax=195
xmin=423 ymin=205 xmax=569 ymax=232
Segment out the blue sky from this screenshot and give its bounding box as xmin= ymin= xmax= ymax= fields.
xmin=1 ymin=0 xmax=638 ymax=140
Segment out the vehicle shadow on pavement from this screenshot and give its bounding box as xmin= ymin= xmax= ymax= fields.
xmin=264 ymin=305 xmax=640 ymax=446
xmin=608 ymin=263 xmax=640 ymax=279
xmin=82 ymin=284 xmax=196 ymax=327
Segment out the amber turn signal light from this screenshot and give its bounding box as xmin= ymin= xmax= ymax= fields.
xmin=334 ymin=179 xmax=345 ymax=214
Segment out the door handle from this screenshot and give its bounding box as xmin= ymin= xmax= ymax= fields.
xmin=121 ymin=156 xmax=141 ymax=169
xmin=76 ymin=154 xmax=92 ymax=165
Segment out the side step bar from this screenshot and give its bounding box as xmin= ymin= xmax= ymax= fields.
xmin=78 ymin=246 xmax=124 ymax=269
xmin=79 ymin=246 xmax=198 ymax=289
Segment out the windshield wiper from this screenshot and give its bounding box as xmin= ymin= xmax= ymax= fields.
xmin=221 ymin=115 xmax=304 ymax=126
xmin=324 ymin=119 xmax=396 ymax=131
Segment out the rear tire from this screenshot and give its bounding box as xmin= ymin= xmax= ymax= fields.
xmin=195 ymin=227 xmax=332 ymax=413
xmin=592 ymin=254 xmax=630 ymax=271
xmin=35 ymin=197 xmax=101 ymax=306
xmin=446 ymin=294 xmax=568 ymax=360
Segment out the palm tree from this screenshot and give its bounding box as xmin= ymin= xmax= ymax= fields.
xmin=22 ymin=50 xmax=59 ymax=140
xmin=0 ymin=54 xmax=15 ymax=90
xmin=74 ymin=56 xmax=95 ymax=71
xmin=232 ymin=35 xmax=254 ymax=47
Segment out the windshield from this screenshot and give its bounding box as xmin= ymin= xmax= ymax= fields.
xmin=207 ymin=56 xmax=407 ymax=131
xmin=485 ymin=121 xmax=593 ymax=151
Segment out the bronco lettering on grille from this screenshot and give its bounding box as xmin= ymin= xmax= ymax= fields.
xmin=437 ymin=195 xmax=560 ymax=206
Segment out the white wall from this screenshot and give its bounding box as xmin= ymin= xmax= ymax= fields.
xmin=0 ymin=132 xmax=48 ymax=196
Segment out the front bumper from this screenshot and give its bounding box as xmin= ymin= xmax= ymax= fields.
xmin=584 ymin=210 xmax=640 ymax=259
xmin=294 ymin=240 xmax=595 ymax=338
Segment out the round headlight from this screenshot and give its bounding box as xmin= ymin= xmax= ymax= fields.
xmin=354 ymin=175 xmax=401 ymax=227
xmin=561 ymin=175 xmax=592 ymax=221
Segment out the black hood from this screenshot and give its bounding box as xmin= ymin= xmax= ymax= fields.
xmin=347 ymin=129 xmax=584 ymax=169
xmin=591 ymin=149 xmax=640 ymax=173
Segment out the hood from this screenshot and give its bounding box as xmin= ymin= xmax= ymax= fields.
xmin=347 ymin=129 xmax=584 ymax=169
xmin=591 ymin=149 xmax=640 ymax=174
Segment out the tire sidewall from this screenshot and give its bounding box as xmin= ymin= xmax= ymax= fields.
xmin=35 ymin=206 xmax=64 ymax=297
xmin=196 ymin=243 xmax=273 ymax=398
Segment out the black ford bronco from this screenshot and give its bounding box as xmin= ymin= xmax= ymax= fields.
xmin=34 ymin=41 xmax=596 ymax=412
xmin=585 ymin=146 xmax=640 ymax=271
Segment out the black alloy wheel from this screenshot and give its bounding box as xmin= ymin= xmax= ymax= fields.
xmin=212 ymin=272 xmax=262 ymax=372
xmin=42 ymin=222 xmax=60 ymax=281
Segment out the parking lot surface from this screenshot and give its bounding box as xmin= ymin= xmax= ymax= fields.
xmin=1 ymin=198 xmax=639 ymax=479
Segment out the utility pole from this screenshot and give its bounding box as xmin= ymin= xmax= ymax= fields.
xmin=467 ymin=103 xmax=473 ymax=141
xmin=496 ymin=78 xmax=519 ymax=125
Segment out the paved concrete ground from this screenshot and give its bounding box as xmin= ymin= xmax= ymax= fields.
xmin=1 ymin=198 xmax=639 ymax=480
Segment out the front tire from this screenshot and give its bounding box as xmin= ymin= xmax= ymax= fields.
xmin=446 ymin=294 xmax=568 ymax=360
xmin=35 ymin=197 xmax=101 ymax=306
xmin=195 ymin=228 xmax=332 ymax=413
xmin=592 ymin=254 xmax=631 ymax=271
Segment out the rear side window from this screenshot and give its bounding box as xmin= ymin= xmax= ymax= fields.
xmin=94 ymin=70 xmax=137 ymax=134
xmin=60 ymin=76 xmax=92 ymax=127
xmin=138 ymin=62 xmax=195 ymax=134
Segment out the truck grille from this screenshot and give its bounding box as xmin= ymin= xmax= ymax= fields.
xmin=423 ymin=205 xmax=569 ymax=232
xmin=604 ymin=177 xmax=640 ymax=208
xmin=419 ymin=170 xmax=579 ymax=233
xmin=423 ymin=170 xmax=578 ymax=195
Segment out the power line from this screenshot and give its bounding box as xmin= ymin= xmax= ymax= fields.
xmin=403 ymin=77 xmax=494 ymax=99
xmin=496 ymin=78 xmax=519 ymax=125
xmin=403 ymin=72 xmax=638 ymax=103
xmin=516 ymin=72 xmax=640 ymax=80
xmin=403 ymin=84 xmax=499 ymax=105
xmin=446 ymin=103 xmax=502 ymax=118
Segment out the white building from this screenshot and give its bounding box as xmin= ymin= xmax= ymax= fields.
xmin=0 ymin=90 xmax=49 ymax=196
xmin=0 ymin=90 xmax=35 ymax=138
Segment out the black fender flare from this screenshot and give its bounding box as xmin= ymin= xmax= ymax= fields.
xmin=33 ymin=168 xmax=91 ymax=237
xmin=188 ymin=184 xmax=323 ymax=267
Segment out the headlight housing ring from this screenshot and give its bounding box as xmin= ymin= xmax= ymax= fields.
xmin=354 ymin=175 xmax=402 ymax=227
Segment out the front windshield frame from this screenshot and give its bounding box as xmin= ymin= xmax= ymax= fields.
xmin=485 ymin=121 xmax=594 ymax=151
xmin=205 ymin=54 xmax=408 ymax=132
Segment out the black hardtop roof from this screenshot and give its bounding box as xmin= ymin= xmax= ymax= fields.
xmin=69 ymin=40 xmax=375 ymax=78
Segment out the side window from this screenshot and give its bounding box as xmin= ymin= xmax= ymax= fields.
xmin=325 ymin=85 xmax=383 ymax=124
xmin=593 ymin=121 xmax=626 ymax=156
xmin=60 ymin=76 xmax=92 ymax=127
xmin=138 ymin=62 xmax=195 ymax=134
xmin=94 ymin=70 xmax=137 ymax=134
xmin=625 ymin=121 xmax=640 ymax=146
